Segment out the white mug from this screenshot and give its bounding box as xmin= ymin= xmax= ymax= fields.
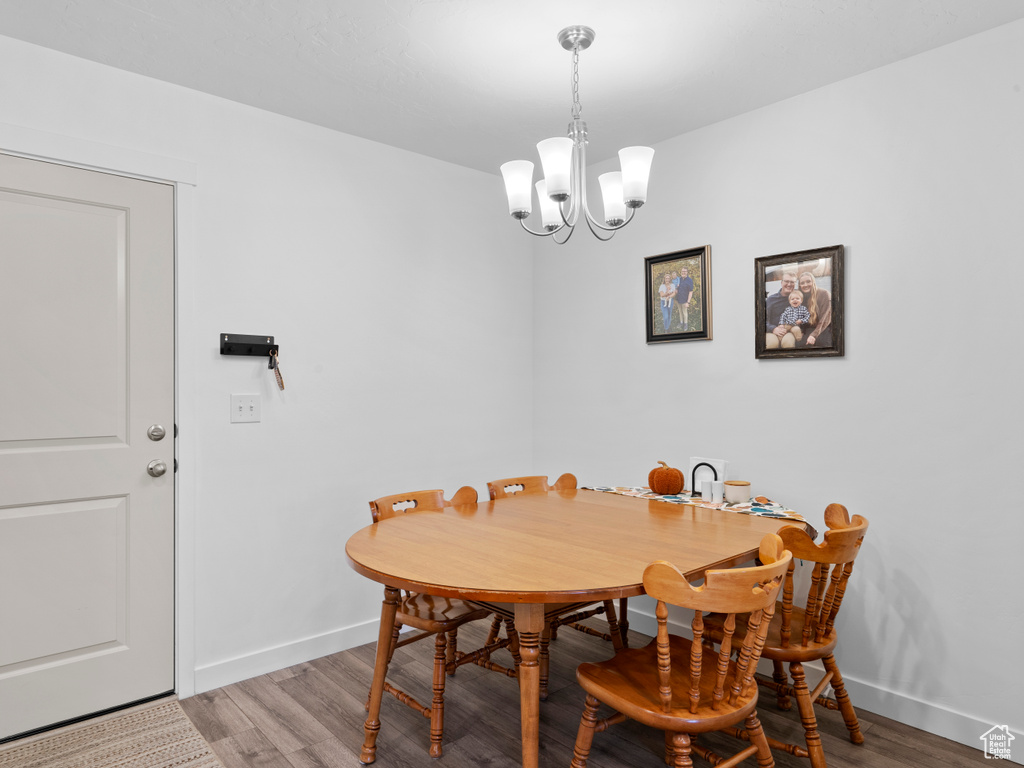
xmin=724 ymin=480 xmax=751 ymax=504
xmin=711 ymin=480 xmax=725 ymax=503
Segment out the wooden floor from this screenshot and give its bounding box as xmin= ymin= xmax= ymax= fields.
xmin=180 ymin=618 xmax=987 ymax=768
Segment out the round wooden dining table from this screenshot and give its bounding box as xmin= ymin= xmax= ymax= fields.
xmin=346 ymin=488 xmax=803 ymax=768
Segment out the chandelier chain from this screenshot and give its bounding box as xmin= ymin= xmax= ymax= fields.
xmin=570 ymin=44 xmax=582 ymax=121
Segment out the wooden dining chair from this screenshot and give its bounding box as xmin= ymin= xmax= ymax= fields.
xmin=569 ymin=534 xmax=793 ymax=768
xmin=486 ymin=472 xmax=579 ymax=499
xmin=486 ymin=473 xmax=626 ymax=652
xmin=367 ymin=486 xmax=517 ymax=758
xmin=705 ymin=503 xmax=869 ymax=768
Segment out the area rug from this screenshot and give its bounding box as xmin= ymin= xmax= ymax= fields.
xmin=0 ymin=700 xmax=224 ymax=768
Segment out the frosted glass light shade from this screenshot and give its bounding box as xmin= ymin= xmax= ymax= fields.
xmin=598 ymin=171 xmax=626 ymax=225
xmin=535 ymin=180 xmax=563 ymax=231
xmin=500 ymin=160 xmax=534 ymax=218
xmin=619 ymin=146 xmax=654 ymax=206
xmin=536 ymin=137 xmax=574 ymax=200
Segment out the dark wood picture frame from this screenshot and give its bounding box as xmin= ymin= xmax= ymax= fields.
xmin=645 ymin=245 xmax=712 ymax=344
xmin=755 ymin=244 xmax=844 ymax=359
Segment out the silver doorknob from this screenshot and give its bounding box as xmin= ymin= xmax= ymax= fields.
xmin=147 ymin=460 xmax=167 ymax=477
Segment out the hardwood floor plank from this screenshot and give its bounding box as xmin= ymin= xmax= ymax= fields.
xmin=209 ymin=727 xmax=294 ymax=768
xmin=280 ymin=664 xmax=470 ymax=764
xmin=223 ymin=674 xmax=333 ymax=755
xmin=440 ymin=731 xmax=524 ymax=768
xmin=267 ymin=661 xmax=317 ymax=683
xmin=849 ymin=711 xmax=989 ymax=767
xmin=282 ymin=736 xmax=358 ymax=768
xmin=182 ymin=618 xmax=989 ymax=768
xmin=276 ymin=663 xmax=407 ymax=757
xmin=347 ymin=637 xmax=382 ymax=671
xmin=306 ymin=647 xmax=482 ymax=745
xmin=274 ymin=665 xmax=382 ymax=746
xmin=308 ymin=652 xmax=376 ymax=703
xmin=178 ymin=687 xmax=255 ymax=742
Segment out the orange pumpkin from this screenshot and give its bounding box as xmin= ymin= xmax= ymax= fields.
xmin=648 ymin=461 xmax=684 ymax=495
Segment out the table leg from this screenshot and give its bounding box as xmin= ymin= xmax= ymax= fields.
xmin=514 ymin=603 xmax=545 ymax=768
xmin=360 ymin=585 xmax=401 ymax=765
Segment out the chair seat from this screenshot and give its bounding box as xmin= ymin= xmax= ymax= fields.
xmin=569 ymin=538 xmax=791 ymax=768
xmin=705 ymin=604 xmax=838 ymax=663
xmin=398 ymin=593 xmax=491 ymax=633
xmin=576 ymin=635 xmax=759 ymax=733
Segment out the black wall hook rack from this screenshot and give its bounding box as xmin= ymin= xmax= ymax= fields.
xmin=220 ymin=333 xmax=279 ymax=368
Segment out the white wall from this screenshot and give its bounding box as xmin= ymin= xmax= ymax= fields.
xmin=532 ymin=19 xmax=1023 ymax=752
xmin=2 ymin=15 xmax=1021 ymax=756
xmin=0 ymin=34 xmax=535 ymax=693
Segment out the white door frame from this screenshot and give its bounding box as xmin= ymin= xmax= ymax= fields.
xmin=0 ymin=122 xmax=199 ymax=699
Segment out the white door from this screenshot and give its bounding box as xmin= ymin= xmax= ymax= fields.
xmin=0 ymin=153 xmax=174 ymax=740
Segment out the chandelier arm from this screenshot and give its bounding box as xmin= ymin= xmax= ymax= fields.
xmin=548 ymin=193 xmax=578 ymax=245
xmin=558 ymin=197 xmax=580 ymax=228
xmin=518 ymin=219 xmax=567 ymax=238
xmin=569 ymin=194 xmax=582 ymax=226
xmin=582 ymin=204 xmax=635 ymax=233
xmin=583 ymin=215 xmax=618 ymax=241
xmin=552 ymin=225 xmax=575 ymax=245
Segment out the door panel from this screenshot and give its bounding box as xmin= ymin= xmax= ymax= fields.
xmin=0 ymin=498 xmax=125 ymax=670
xmin=0 ymin=190 xmax=126 ymax=443
xmin=0 ymin=153 xmax=174 ymax=740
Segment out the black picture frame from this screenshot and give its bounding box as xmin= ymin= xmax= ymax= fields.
xmin=755 ymin=245 xmax=844 ymax=359
xmin=645 ymin=246 xmax=712 ymax=344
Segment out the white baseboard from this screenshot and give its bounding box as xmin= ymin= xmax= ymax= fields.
xmin=191 ymin=620 xmax=381 ymax=695
xmin=622 ymin=607 xmax=1018 ymax=764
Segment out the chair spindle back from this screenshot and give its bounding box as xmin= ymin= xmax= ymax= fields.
xmin=775 ymin=503 xmax=868 ymax=648
xmin=644 ymin=535 xmax=792 ymax=714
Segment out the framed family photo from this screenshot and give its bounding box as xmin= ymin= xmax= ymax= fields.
xmin=645 ymin=245 xmax=712 ymax=344
xmin=755 ymin=244 xmax=844 ymax=359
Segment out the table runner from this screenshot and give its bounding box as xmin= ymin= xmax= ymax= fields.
xmin=583 ymin=486 xmax=805 ymax=522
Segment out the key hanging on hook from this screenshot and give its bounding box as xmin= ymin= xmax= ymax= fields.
xmin=269 ymin=349 xmax=285 ymax=391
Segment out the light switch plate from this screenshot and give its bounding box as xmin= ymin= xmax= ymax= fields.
xmin=230 ymin=394 xmax=261 ymax=423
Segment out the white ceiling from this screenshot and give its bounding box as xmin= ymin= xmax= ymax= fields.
xmin=2 ymin=0 xmax=1022 ymax=174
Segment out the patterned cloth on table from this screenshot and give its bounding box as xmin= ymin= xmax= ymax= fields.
xmin=582 ymin=486 xmax=805 ymax=522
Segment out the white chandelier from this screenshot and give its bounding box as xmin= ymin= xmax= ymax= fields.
xmin=500 ymin=26 xmax=654 ymax=244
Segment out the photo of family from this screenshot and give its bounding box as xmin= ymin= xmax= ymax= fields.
xmin=645 ymin=246 xmax=712 ymax=343
xmin=755 ymin=245 xmax=844 ymax=359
